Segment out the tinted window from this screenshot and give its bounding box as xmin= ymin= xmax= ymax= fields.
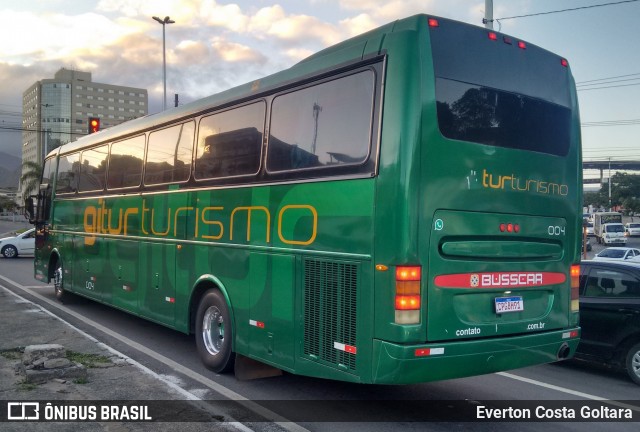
xmin=146 ymin=122 xmax=194 ymax=185
xmin=56 ymin=153 xmax=80 ymax=194
xmin=79 ymin=146 xmax=108 ymax=192
xmin=42 ymin=157 xmax=55 ymax=185
xmin=108 ymin=135 xmax=145 ymax=189
xmin=195 ymin=102 xmax=265 ymax=180
xmin=430 ymin=19 xmax=572 ymax=157
xmin=436 ymin=79 xmax=570 ymax=156
xmin=583 ymin=268 xmax=640 ymax=298
xmin=267 ymin=71 xmax=374 ymax=172
xmin=597 ymin=249 xmax=625 ymax=258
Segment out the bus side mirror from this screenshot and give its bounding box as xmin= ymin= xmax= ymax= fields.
xmin=25 ymin=197 xmax=35 ymax=223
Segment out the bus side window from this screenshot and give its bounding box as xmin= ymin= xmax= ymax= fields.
xmin=79 ymin=145 xmax=108 ymax=192
xmin=56 ymin=153 xmax=80 ymax=194
xmin=145 ymin=122 xmax=194 ymax=185
xmin=195 ymin=102 xmax=265 ymax=181
xmin=108 ymin=135 xmax=145 ymax=189
xmin=266 ymin=70 xmax=374 ymax=173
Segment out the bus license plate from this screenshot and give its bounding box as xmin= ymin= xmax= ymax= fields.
xmin=495 ymin=296 xmax=524 ymax=314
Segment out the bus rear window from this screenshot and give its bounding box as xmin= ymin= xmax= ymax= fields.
xmin=436 ymin=79 xmax=570 ymax=156
xmin=430 ymin=18 xmax=573 ymax=156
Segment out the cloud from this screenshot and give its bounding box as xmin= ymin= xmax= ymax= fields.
xmin=0 ymin=10 xmax=139 ymax=66
xmin=211 ymin=38 xmax=266 ymax=63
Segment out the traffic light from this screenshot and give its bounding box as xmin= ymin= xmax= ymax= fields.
xmin=88 ymin=117 xmax=101 ymax=134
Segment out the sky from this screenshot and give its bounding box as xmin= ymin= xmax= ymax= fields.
xmin=0 ymin=0 xmax=638 ymax=181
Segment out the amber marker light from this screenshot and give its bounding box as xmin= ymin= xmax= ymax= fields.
xmin=570 ymin=264 xmax=580 ymax=312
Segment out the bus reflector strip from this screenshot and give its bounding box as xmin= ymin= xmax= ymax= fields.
xmin=562 ymin=331 xmax=579 ymax=339
xmin=165 ymin=297 xmax=175 ymax=303
xmin=434 ymin=272 xmax=566 ymax=288
xmin=249 ymin=320 xmax=265 ymax=329
xmin=334 ymin=342 xmax=357 ymax=354
xmin=415 ymin=348 xmax=444 ymax=357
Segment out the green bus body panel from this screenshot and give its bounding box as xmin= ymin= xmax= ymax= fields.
xmin=371 ymin=330 xmax=581 ymax=385
xmin=34 ymin=14 xmax=581 ymax=384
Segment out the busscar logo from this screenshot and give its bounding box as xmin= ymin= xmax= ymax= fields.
xmin=7 ymin=402 xmax=40 ymax=420
xmin=470 ymin=274 xmax=480 ymax=287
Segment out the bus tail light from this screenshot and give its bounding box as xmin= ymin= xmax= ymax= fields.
xmin=570 ymin=264 xmax=580 ymax=312
xmin=395 ymin=266 xmax=421 ymax=324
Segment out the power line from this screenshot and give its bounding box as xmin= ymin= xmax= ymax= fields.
xmin=577 ymin=72 xmax=640 ymax=85
xmin=577 ymin=77 xmax=640 ymax=88
xmin=578 ymin=82 xmax=640 ymax=92
xmin=582 ymin=118 xmax=640 ymax=126
xmin=491 ymin=0 xmax=640 ymax=22
xmin=0 ymin=125 xmax=87 ymax=136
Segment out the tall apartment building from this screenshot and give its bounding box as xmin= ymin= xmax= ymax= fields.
xmin=21 ymin=68 xmax=148 ymax=175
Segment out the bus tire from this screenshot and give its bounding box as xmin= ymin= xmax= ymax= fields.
xmin=625 ymin=342 xmax=640 ymax=385
xmin=2 ymin=245 xmax=18 ymax=258
xmin=195 ymin=289 xmax=235 ymax=373
xmin=53 ymin=261 xmax=67 ymax=302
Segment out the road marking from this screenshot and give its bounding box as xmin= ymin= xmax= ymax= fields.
xmin=0 ymin=274 xmax=310 ymax=432
xmin=497 ymin=372 xmax=640 ymax=412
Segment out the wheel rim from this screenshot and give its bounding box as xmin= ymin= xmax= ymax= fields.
xmin=632 ymin=349 xmax=640 ymax=378
xmin=54 ymin=266 xmax=63 ymax=295
xmin=202 ymin=306 xmax=225 ymax=356
xmin=4 ymin=247 xmax=16 ymax=258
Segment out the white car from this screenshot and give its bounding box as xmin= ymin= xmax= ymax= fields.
xmin=592 ymin=247 xmax=640 ymax=261
xmin=585 ymin=222 xmax=594 ymax=237
xmin=0 ymin=228 xmax=35 ymax=258
xmin=625 ymin=223 xmax=640 ymax=237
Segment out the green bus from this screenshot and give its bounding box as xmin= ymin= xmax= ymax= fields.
xmin=28 ymin=14 xmax=582 ymax=384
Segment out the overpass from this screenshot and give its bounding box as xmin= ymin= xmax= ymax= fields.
xmin=583 ymin=160 xmax=640 ymax=184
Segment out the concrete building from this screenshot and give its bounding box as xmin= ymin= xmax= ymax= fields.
xmin=21 ymin=68 xmax=148 ymax=193
xmin=22 ymin=68 xmax=148 ymax=167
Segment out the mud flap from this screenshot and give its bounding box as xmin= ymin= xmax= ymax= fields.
xmin=234 ymin=354 xmax=283 ymax=380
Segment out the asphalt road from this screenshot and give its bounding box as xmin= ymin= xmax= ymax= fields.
xmin=1 ymin=247 xmax=639 ymax=431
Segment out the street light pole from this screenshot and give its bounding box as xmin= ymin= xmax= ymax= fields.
xmin=152 ymin=16 xmax=175 ymax=111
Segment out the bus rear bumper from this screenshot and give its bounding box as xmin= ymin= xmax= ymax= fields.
xmin=371 ymin=328 xmax=580 ymax=384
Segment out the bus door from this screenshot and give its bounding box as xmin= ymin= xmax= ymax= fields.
xmin=74 ymin=199 xmax=108 ymax=303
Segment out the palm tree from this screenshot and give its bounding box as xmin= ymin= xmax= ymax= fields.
xmin=20 ymin=161 xmax=43 ymax=202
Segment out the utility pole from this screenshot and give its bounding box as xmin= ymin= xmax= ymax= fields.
xmin=608 ymin=157 xmax=612 ymax=210
xmin=484 ymin=0 xmax=494 ymax=29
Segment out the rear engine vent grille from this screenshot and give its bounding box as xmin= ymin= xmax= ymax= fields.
xmin=303 ymin=259 xmax=358 ymax=371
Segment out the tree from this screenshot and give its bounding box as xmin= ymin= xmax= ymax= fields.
xmin=587 ymin=173 xmax=640 ymax=213
xmin=584 ymin=190 xmax=607 ymax=209
xmin=20 ymin=161 xmax=42 ymax=202
xmin=0 ymin=195 xmax=17 ymax=213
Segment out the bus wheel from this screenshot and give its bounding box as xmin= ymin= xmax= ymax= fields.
xmin=53 ymin=261 xmax=66 ymax=302
xmin=195 ymin=290 xmax=235 ymax=373
xmin=625 ymin=342 xmax=640 ymax=385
